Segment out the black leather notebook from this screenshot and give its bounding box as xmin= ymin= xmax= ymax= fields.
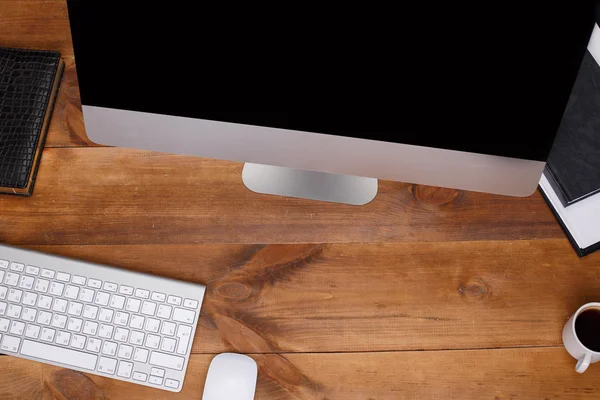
xmin=545 ymin=50 xmax=600 ymax=207
xmin=0 ymin=48 xmax=63 ymax=196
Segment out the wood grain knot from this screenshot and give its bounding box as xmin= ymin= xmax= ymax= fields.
xmin=48 ymin=369 xmax=104 ymax=400
xmin=458 ymin=278 xmax=490 ymax=302
xmin=412 ymin=185 xmax=463 ymax=207
xmin=216 ymin=282 xmax=252 ymax=301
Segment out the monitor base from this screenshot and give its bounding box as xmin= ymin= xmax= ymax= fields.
xmin=242 ymin=163 xmax=378 ymax=205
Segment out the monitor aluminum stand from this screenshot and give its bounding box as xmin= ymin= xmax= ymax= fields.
xmin=242 ymin=163 xmax=378 ymax=205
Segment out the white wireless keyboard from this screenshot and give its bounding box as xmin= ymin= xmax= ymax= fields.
xmin=0 ymin=244 xmax=205 ymax=393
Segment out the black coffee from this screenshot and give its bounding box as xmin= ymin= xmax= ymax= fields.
xmin=575 ymin=308 xmax=600 ymax=352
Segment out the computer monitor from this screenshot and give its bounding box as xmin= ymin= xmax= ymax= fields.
xmin=66 ymin=2 xmax=597 ymax=205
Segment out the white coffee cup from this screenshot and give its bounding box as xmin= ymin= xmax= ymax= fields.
xmin=563 ymin=302 xmax=600 ymax=373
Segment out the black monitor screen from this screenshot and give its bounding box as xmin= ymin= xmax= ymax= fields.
xmin=66 ymin=2 xmax=598 ymax=161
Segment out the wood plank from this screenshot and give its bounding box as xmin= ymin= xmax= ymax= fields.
xmin=46 ymin=59 xmax=99 ymax=148
xmin=13 ymin=240 xmax=598 ymax=354
xmin=1 ymin=147 xmax=562 ymax=245
xmin=1 ymin=348 xmax=599 ymax=399
xmin=0 ymin=0 xmax=73 ymax=57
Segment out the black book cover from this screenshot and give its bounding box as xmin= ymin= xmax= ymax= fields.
xmin=545 ymin=50 xmax=600 ymax=207
xmin=0 ymin=48 xmax=63 ymax=196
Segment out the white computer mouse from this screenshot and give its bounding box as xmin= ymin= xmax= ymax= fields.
xmin=202 ymin=353 xmax=258 ymax=400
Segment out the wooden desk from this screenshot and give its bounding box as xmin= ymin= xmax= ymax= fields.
xmin=2 ymin=2 xmax=600 ymax=398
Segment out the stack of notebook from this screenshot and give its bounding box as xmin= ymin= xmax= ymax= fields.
xmin=0 ymin=48 xmax=63 ymax=196
xmin=539 ymin=24 xmax=600 ymax=257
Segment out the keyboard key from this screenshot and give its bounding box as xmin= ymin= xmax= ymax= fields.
xmin=21 ymin=340 xmax=97 ymax=370
xmin=40 ymin=327 xmax=56 ymax=342
xmin=119 ymin=285 xmax=133 ymax=296
xmin=164 ymin=379 xmax=180 ymax=389
xmin=145 ymin=318 xmax=160 ymax=333
xmin=7 ymin=288 xmax=23 ymax=303
xmin=149 ymin=376 xmax=163 ymax=385
xmin=25 ymin=324 xmax=41 ymax=339
xmin=151 ymin=292 xmax=166 ymax=302
xmin=118 ymin=344 xmax=133 ymax=359
xmin=67 ymin=317 xmax=83 ymax=332
xmin=86 ymin=337 xmax=102 ymax=352
xmin=41 ymin=269 xmax=55 ymax=279
xmin=133 ymin=371 xmax=148 ymax=382
xmin=156 ymin=304 xmax=172 ymax=319
xmin=0 ymin=302 xmax=5 ymax=315
xmin=114 ymin=311 xmax=129 ymax=326
xmin=64 ymin=285 xmax=79 ymax=299
xmin=0 ymin=260 xmax=7 ymax=269
xmin=110 ymin=295 xmax=125 ymax=310
xmin=6 ymin=289 xmax=23 ymax=303
xmin=102 ymin=341 xmax=118 ymax=356
xmin=34 ymin=279 xmax=49 ymax=293
xmin=83 ymin=320 xmax=98 ymax=336
xmin=37 ymin=311 xmax=52 ymax=326
xmin=1 ymin=335 xmax=20 ymax=352
xmin=0 ymin=318 xmax=9 ymax=331
xmin=0 ymin=286 xmax=6 ymax=300
xmin=68 ymin=302 xmax=83 ymax=316
xmin=161 ymin=337 xmax=176 ymax=353
xmin=117 ymin=361 xmax=133 ymax=378
xmin=145 ymin=334 xmax=160 ymax=349
xmin=49 ymin=282 xmax=64 ymax=296
xmin=94 ymin=292 xmax=110 ymax=306
xmin=133 ymin=347 xmax=149 ymax=363
xmin=83 ymin=305 xmax=99 ymax=319
xmin=52 ymin=298 xmax=68 ymax=313
xmin=25 ymin=265 xmax=40 ymax=276
xmin=129 ymin=315 xmax=145 ymax=330
xmin=70 ymin=334 xmax=86 ymax=349
xmin=72 ymin=276 xmax=86 ymax=286
xmin=135 ymin=289 xmax=150 ymax=299
xmin=10 ymin=321 xmax=25 ymax=335
xmin=56 ymin=272 xmax=70 ymax=282
xmin=55 ymin=331 xmax=71 ymax=346
xmin=0 ymin=271 xmax=4 ymax=284
xmin=22 ymin=292 xmax=37 ymax=306
xmin=183 ymin=298 xmax=199 ymax=309
xmin=125 ymin=298 xmax=141 ymax=313
xmin=10 ymin=262 xmax=24 ymax=272
xmin=114 ymin=327 xmax=129 ymax=342
xmin=98 ymin=324 xmax=114 ymax=339
xmin=141 ymin=301 xmax=157 ymax=316
xmin=176 ymin=324 xmax=192 ymax=355
xmin=97 ymin=357 xmax=117 ymax=375
xmin=38 ymin=294 xmax=53 ymax=310
xmin=22 ymin=307 xmax=36 ymax=322
xmin=99 ymin=308 xmax=114 ymax=323
xmin=129 ymin=330 xmax=145 ymax=346
xmin=6 ymin=304 xmax=22 ymax=318
xmin=173 ymin=308 xmax=195 ymax=324
xmin=149 ymin=351 xmax=185 ymax=370
xmin=4 ymin=272 xmax=19 ymax=286
xmin=161 ymin=321 xmax=176 ymax=336
xmin=51 ymin=315 xmax=67 ymax=329
xmin=79 ymin=288 xmax=95 ymax=303
xmin=87 ymin=279 xmax=102 ymax=289
xmin=103 ymin=282 xmax=118 ymax=292
xmin=19 ymin=276 xmax=34 ymax=290
xmin=167 ymin=295 xmax=182 ymax=306
xmin=150 ymin=367 xmax=165 ymax=378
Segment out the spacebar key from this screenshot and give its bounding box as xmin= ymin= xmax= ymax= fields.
xmin=20 ymin=340 xmax=98 ymax=371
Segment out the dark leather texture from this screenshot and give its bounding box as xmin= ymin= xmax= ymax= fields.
xmin=0 ymin=48 xmax=61 ymax=190
xmin=546 ymin=50 xmax=600 ymax=207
